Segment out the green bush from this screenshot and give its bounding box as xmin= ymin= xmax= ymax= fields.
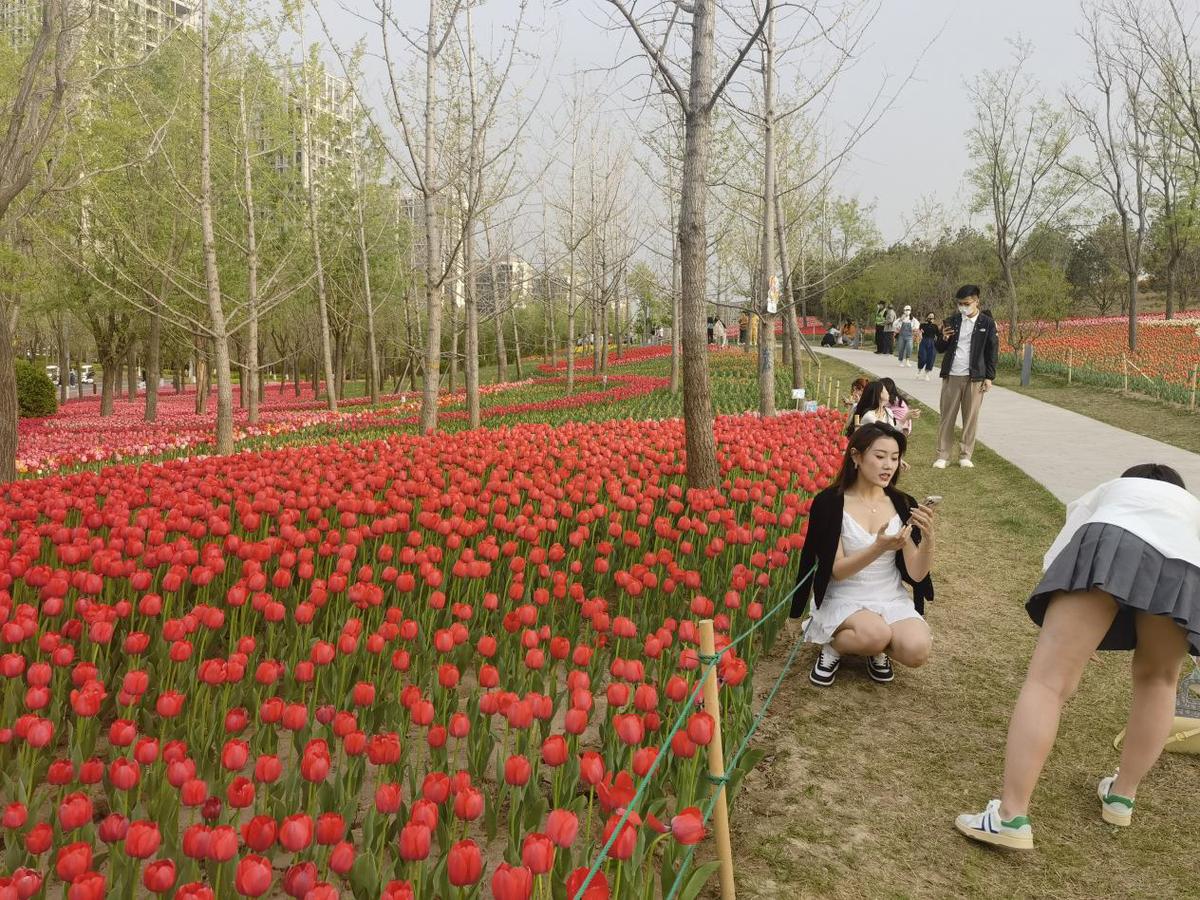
xmin=15 ymin=360 xmax=58 ymax=418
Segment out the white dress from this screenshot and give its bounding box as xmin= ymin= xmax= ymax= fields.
xmin=804 ymin=511 xmax=923 ymax=644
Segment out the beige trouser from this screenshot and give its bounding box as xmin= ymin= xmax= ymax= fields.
xmin=936 ymin=375 xmax=985 ymax=461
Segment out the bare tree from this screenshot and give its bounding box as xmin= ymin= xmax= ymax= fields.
xmin=606 ymin=0 xmax=769 ymax=487
xmin=967 ymin=41 xmax=1076 ymax=345
xmin=1064 ymin=6 xmax=1155 ymax=351
xmin=0 ymin=0 xmax=86 ymax=480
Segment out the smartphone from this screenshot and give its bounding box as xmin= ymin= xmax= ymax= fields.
xmin=922 ymin=495 xmax=943 ymax=508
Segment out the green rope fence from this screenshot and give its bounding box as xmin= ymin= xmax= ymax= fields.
xmin=571 ymin=563 xmax=818 ymax=900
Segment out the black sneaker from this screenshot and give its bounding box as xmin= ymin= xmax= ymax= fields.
xmin=810 ymin=645 xmax=841 ymax=686
xmin=867 ymin=653 xmax=894 ymax=683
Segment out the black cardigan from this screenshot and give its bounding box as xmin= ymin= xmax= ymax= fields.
xmin=790 ymin=487 xmax=935 ymax=619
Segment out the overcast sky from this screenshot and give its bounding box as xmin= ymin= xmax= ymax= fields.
xmin=318 ymin=0 xmax=1096 ymax=245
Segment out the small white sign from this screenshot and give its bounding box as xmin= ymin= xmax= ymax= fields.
xmin=803 ymin=400 xmax=819 ymax=413
xmin=790 ymin=388 xmax=806 ymax=400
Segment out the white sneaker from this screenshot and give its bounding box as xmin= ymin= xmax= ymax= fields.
xmin=932 ymin=459 xmax=948 ymax=469
xmin=1098 ymin=772 xmax=1134 ymax=826
xmin=955 ymin=799 xmax=1034 ymax=850
xmin=959 ymin=458 xmax=975 ymax=469
xmin=809 ymin=645 xmax=841 ymax=687
xmin=867 ymin=653 xmax=894 ymax=683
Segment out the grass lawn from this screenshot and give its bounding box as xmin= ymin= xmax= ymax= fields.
xmin=724 ymin=353 xmax=1197 ymax=899
xmin=993 ymin=368 xmax=1200 ymax=456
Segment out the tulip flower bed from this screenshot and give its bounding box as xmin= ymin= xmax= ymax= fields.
xmin=1001 ymin=318 xmax=1200 ymax=404
xmin=0 ymin=405 xmax=846 ymax=899
xmin=536 ymin=346 xmax=674 ymax=373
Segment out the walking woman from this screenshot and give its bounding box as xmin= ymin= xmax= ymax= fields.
xmin=956 ymin=464 xmax=1200 ymax=850
xmin=791 ymin=422 xmax=937 ymax=686
xmin=917 ymin=313 xmax=939 ymax=381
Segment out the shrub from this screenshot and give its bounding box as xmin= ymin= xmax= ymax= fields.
xmin=15 ymin=359 xmax=58 ymax=418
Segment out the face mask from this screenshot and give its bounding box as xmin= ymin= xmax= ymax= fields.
xmin=958 ymin=304 xmax=972 ymax=315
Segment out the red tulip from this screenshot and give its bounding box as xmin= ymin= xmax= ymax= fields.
xmin=124 ymin=820 xmax=161 ymax=858
xmin=57 ymin=793 xmax=92 ymax=831
xmin=504 ymin=754 xmax=531 ymax=786
xmin=234 ymin=855 xmax=272 ymax=897
xmin=282 ymin=863 xmax=317 ymax=900
xmin=670 ymin=807 xmax=706 ymax=845
xmin=54 ymin=842 xmax=93 ymax=882
xmin=253 ymin=755 xmax=282 ymax=783
xmin=241 ymin=816 xmax=277 ymax=852
xmin=397 ymin=822 xmax=431 ymax=861
xmin=221 ymin=739 xmax=250 ymax=771
xmin=2 ymin=802 xmax=28 ymax=829
xmin=565 ymin=868 xmax=610 ymax=900
xmin=226 ymin=776 xmax=255 ymax=809
xmin=315 ymin=812 xmax=344 ymax=846
xmin=329 ymin=841 xmax=355 ymax=876
xmin=143 ymin=860 xmax=177 ymax=894
xmin=380 ymin=882 xmax=414 ymax=900
xmin=181 ymin=825 xmax=211 ymax=860
xmin=175 ymin=883 xmax=215 ymax=900
xmin=98 ymin=814 xmax=128 ymax=843
xmin=375 ymin=782 xmax=402 ymax=813
xmin=579 ymin=752 xmax=605 ymax=787
xmin=447 ymin=839 xmax=483 ymax=887
xmin=421 ymin=772 xmax=450 ymax=804
xmin=67 ymin=871 xmax=104 ymax=900
xmin=279 ymin=814 xmax=314 ymax=852
xmin=521 ymin=832 xmax=555 ymax=875
xmin=541 ymin=735 xmax=568 ymax=767
xmin=491 ymin=863 xmax=534 ymax=900
xmin=545 ymin=808 xmax=579 ymax=848
xmin=686 ymin=712 xmax=714 ymax=746
xmin=453 ymin=787 xmax=484 ymax=821
xmin=11 ymin=867 xmax=42 ymax=900
xmin=207 ymin=825 xmax=239 ymax=862
xmin=108 ymin=758 xmax=139 ymax=791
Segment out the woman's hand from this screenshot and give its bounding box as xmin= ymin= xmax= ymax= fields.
xmin=874 ymin=523 xmax=911 ymax=552
xmin=907 ymin=504 xmax=935 ymax=537
xmin=908 ymin=408 xmax=922 ymax=419
xmin=899 ymin=459 xmax=911 ymax=472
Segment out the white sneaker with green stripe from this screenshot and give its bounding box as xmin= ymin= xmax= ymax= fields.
xmin=955 ymin=799 xmax=1034 ymax=850
xmin=1098 ymin=772 xmax=1134 ymax=826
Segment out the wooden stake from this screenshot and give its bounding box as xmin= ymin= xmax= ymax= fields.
xmin=1123 ymin=354 xmax=1129 ymax=393
xmin=1068 ymin=349 xmax=1073 ymax=385
xmin=1191 ymin=364 xmax=1198 ymax=411
xmin=698 ymin=620 xmax=736 ymax=900
xmin=834 ymin=380 xmax=840 ymax=410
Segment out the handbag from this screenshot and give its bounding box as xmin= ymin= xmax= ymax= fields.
xmin=1114 ymin=658 xmax=1200 ymax=754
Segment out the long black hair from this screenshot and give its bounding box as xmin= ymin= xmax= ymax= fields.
xmin=879 ymin=377 xmax=906 ymax=407
xmin=846 ymin=381 xmax=888 ymax=435
xmin=834 ymin=422 xmax=907 ymax=493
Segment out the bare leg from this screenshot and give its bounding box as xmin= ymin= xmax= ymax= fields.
xmin=888 ymin=618 xmax=932 ymax=668
xmin=1112 ymin=614 xmax=1189 ymax=798
xmin=830 ymin=610 xmax=892 ymax=656
xmin=998 ymin=589 xmax=1117 ymax=820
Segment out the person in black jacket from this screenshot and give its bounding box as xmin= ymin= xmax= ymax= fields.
xmin=933 ymin=284 xmax=999 ymax=469
xmin=790 ymin=422 xmax=937 ymax=686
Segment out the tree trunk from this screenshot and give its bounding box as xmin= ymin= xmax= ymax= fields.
xmin=510 ymin=302 xmax=522 ymax=378
xmin=1165 ymin=254 xmax=1176 ymax=321
xmin=449 ymin=281 xmax=458 ymax=392
xmin=1003 ymin=256 xmax=1018 ymax=347
xmin=418 ymin=0 xmax=446 ymax=432
xmin=487 ymin=222 xmax=508 ymax=382
xmin=757 ymin=1 xmax=777 ymax=418
xmin=678 ymin=0 xmax=721 ymax=487
xmin=1127 ymin=272 xmax=1138 ymax=352
xmin=670 ymin=202 xmax=681 ymax=393
xmin=126 ymin=342 xmax=137 ymax=400
xmin=239 ymin=87 xmax=261 ymax=425
xmin=145 ymin=296 xmax=161 ymax=422
xmin=100 ymin=358 xmax=116 ymax=417
xmin=199 ymin=0 xmax=233 ymax=455
xmin=296 ymin=16 xmax=337 ymax=413
xmin=352 ymin=141 xmax=379 ymax=405
xmin=0 ymin=310 xmax=17 ymax=481
xmin=465 ymin=223 xmax=480 ymax=428
xmin=57 ymin=315 xmax=69 ymax=406
xmin=775 ymin=191 xmax=803 ymax=390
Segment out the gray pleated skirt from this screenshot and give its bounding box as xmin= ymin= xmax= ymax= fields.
xmin=1026 ymin=522 xmax=1200 ymax=655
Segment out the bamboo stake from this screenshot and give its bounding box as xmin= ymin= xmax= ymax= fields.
xmin=1123 ymin=354 xmax=1128 ymax=393
xmin=698 ymin=620 xmax=736 ymax=900
xmin=834 ymin=380 xmax=840 ymax=411
xmin=1068 ymin=349 xmax=1073 ymax=385
xmin=1190 ymin=364 xmax=1198 ymax=411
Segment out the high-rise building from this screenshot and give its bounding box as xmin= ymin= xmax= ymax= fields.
xmin=1 ymin=1 xmax=197 ymax=55
xmin=277 ymin=62 xmax=358 ymax=176
xmin=478 ymin=255 xmax=534 ymax=313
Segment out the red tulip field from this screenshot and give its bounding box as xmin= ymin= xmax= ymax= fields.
xmin=0 ymin=355 xmax=846 ymax=899
xmin=1003 ymin=316 xmax=1200 ymax=403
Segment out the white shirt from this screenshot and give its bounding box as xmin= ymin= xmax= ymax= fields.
xmin=1044 ymin=477 xmax=1200 ymax=571
xmin=949 ymin=311 xmax=978 ymax=377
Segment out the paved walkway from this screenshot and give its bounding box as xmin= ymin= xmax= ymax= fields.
xmin=814 ymin=346 xmax=1200 ymax=504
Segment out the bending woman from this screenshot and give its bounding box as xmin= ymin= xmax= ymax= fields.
xmin=956 ymin=464 xmax=1200 ymax=850
xmin=790 ymin=422 xmax=937 ymax=686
